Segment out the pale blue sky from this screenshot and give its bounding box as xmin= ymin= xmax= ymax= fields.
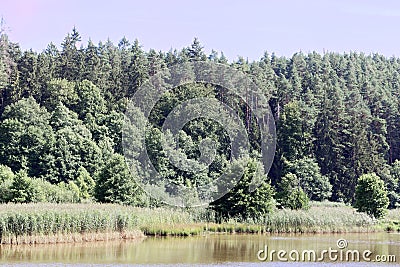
xmin=1 ymin=0 xmax=400 ymax=61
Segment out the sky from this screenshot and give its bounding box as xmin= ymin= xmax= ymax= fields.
xmin=1 ymin=0 xmax=400 ymax=61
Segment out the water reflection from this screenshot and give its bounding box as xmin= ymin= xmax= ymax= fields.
xmin=0 ymin=233 xmax=399 ymax=265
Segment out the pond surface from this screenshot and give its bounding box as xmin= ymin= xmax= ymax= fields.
xmin=1 ymin=232 xmax=399 ymax=266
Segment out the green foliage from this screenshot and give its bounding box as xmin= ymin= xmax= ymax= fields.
xmin=8 ymin=170 xmax=41 ymax=203
xmin=95 ymin=154 xmax=144 ymax=205
xmin=211 ymin=157 xmax=275 ymax=220
xmin=43 ymin=78 xmax=77 ymax=110
xmin=74 ymin=80 xmax=106 ymax=119
xmin=31 ymin=179 xmax=81 ymax=203
xmin=285 ymin=157 xmax=332 ymax=201
xmin=75 ymin=166 xmax=95 ymax=199
xmin=0 ymin=165 xmax=14 ymax=202
xmin=0 ymin=164 xmax=14 ymax=182
xmin=0 ymin=41 xmax=8 ymax=91
xmin=379 ymin=163 xmax=399 ymax=208
xmin=0 ymin=97 xmax=56 ymax=178
xmin=277 ymin=101 xmax=304 ymax=161
xmin=50 ymin=103 xmax=102 ymax=183
xmin=354 ymin=173 xmax=389 ymax=219
xmin=0 ymin=167 xmax=81 ymax=204
xmin=286 ymin=187 xmax=310 ymax=210
xmin=389 ymin=160 xmax=400 ymax=208
xmin=2 ymin=30 xmax=400 ymax=221
xmin=0 ymin=33 xmax=17 ymax=112
xmin=277 ymin=173 xmax=310 ymax=210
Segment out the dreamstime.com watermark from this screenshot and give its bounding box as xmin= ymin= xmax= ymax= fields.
xmin=257 ymin=238 xmax=397 ymax=263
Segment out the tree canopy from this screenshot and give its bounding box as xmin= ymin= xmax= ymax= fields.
xmin=0 ymin=29 xmax=399 ymax=219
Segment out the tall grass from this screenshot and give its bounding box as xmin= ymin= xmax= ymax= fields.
xmin=262 ymin=205 xmax=376 ymax=233
xmin=134 ymin=207 xmax=206 ymax=236
xmin=0 ymin=202 xmax=382 ymax=244
xmin=0 ymin=203 xmax=144 ymax=244
xmin=203 ymin=203 xmax=376 ymax=234
xmin=0 ymin=203 xmax=206 ymax=243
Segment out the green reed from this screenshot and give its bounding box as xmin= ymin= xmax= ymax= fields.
xmin=0 ymin=202 xmax=386 ymax=244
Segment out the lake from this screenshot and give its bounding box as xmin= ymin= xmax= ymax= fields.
xmin=1 ymin=232 xmax=399 ymax=266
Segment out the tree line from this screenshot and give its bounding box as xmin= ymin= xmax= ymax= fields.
xmin=0 ymin=28 xmax=398 ymax=218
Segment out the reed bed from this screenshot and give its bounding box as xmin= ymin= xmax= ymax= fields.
xmin=202 ymin=204 xmax=377 ymax=234
xmin=0 ymin=203 xmax=205 ymax=243
xmin=0 ymin=202 xmax=386 ymax=244
xmin=0 ymin=203 xmax=144 ymax=244
xmin=262 ymin=205 xmax=376 ymax=233
xmin=132 ymin=206 xmax=207 ymax=236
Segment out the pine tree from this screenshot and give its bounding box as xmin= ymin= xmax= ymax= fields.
xmin=58 ymin=27 xmax=83 ymax=81
xmin=83 ymin=39 xmax=101 ymax=84
xmin=187 ymin=38 xmax=206 ymax=61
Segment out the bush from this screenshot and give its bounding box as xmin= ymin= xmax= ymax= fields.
xmin=210 ymin=157 xmax=275 ymax=220
xmin=286 ymin=187 xmax=310 ymax=210
xmin=2 ymin=167 xmax=81 ymax=204
xmin=285 ymin=157 xmax=332 ymax=201
xmin=0 ymin=165 xmax=14 ymax=202
xmin=9 ymin=170 xmax=44 ymax=203
xmin=74 ymin=166 xmax=95 ymax=199
xmin=354 ymin=173 xmax=389 ymax=219
xmin=277 ymin=173 xmax=310 ymax=210
xmin=0 ymin=165 xmax=14 ymax=181
xmin=31 ymin=179 xmax=81 ymax=203
xmin=95 ymin=154 xmax=144 ymax=205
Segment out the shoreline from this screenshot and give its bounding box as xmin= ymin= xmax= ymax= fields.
xmin=0 ymin=227 xmax=395 ymax=245
xmin=0 ymin=203 xmax=398 ymax=245
xmin=1 ymin=223 xmax=393 ymax=245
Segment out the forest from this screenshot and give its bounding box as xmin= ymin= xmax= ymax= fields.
xmin=0 ymin=28 xmax=398 ymax=220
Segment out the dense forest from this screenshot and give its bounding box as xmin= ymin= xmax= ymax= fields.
xmin=0 ymin=28 xmax=399 ymax=218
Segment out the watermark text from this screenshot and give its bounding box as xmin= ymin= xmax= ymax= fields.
xmin=257 ymin=239 xmax=396 ymax=263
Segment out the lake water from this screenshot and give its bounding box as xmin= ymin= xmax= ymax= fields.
xmin=1 ymin=232 xmax=399 ymax=266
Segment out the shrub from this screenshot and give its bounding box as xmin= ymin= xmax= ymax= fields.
xmin=31 ymin=179 xmax=80 ymax=203
xmin=5 ymin=171 xmax=80 ymax=204
xmin=75 ymin=166 xmax=95 ymax=199
xmin=8 ymin=170 xmax=42 ymax=203
xmin=0 ymin=165 xmax=14 ymax=202
xmin=0 ymin=165 xmax=14 ymax=182
xmin=277 ymin=173 xmax=310 ymax=210
xmin=285 ymin=157 xmax=332 ymax=201
xmin=354 ymin=173 xmax=389 ymax=219
xmin=210 ymin=157 xmax=275 ymax=220
xmin=95 ymin=154 xmax=144 ymax=205
xmin=285 ymin=187 xmax=310 ymax=210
